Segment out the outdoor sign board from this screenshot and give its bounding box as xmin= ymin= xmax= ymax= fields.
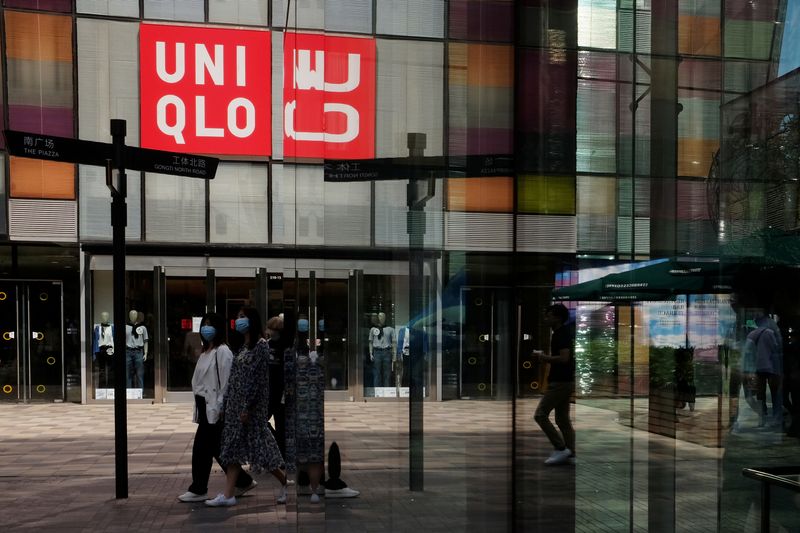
xmin=4 ymin=130 xmax=219 ymax=180
xmin=140 ymin=23 xmax=272 ymax=157
xmin=283 ymin=32 xmax=376 ymax=160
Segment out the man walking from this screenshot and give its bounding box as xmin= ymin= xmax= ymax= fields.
xmin=533 ymin=303 xmax=575 ymax=466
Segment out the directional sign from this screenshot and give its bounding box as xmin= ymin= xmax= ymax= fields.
xmin=323 ymin=154 xmax=514 ymax=182
xmin=4 ymin=130 xmax=219 ymax=180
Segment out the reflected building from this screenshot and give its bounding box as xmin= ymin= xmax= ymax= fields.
xmin=0 ymin=0 xmax=798 ymax=531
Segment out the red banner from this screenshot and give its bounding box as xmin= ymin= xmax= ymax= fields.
xmin=140 ymin=23 xmax=271 ymax=157
xmin=283 ymin=32 xmax=376 ymax=160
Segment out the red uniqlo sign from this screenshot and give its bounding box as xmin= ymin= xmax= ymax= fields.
xmin=283 ymin=33 xmax=376 ymax=160
xmin=140 ymin=24 xmax=271 ymax=157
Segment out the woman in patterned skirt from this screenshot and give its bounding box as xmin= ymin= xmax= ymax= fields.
xmin=205 ymin=307 xmax=288 ymax=507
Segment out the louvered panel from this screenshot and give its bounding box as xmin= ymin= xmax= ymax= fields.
xmin=677 ymin=220 xmax=719 ymax=255
xmin=617 ymin=216 xmax=650 ymax=255
xmin=323 ymin=205 xmax=371 ymax=247
xmin=10 ymin=199 xmax=76 ymax=242
xmin=445 ymin=212 xmax=512 ymax=251
xmin=516 ymin=214 xmax=577 ymax=253
xmin=677 ymin=179 xmax=711 ymax=220
xmin=577 ymin=213 xmax=616 ymax=252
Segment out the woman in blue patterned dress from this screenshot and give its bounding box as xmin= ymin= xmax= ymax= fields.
xmin=205 ymin=307 xmax=288 ymax=507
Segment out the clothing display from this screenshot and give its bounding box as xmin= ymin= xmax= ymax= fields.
xmin=125 ymin=323 xmax=148 ymax=389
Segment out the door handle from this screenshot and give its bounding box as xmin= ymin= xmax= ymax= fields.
xmin=2 ymin=331 xmax=14 ymax=341
xmin=32 ymin=331 xmax=44 ymax=341
xmin=478 ymin=334 xmax=489 ymax=342
xmin=522 ymin=333 xmax=531 ymax=341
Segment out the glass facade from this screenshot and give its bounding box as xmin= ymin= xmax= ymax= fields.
xmin=0 ymin=0 xmax=799 ymax=530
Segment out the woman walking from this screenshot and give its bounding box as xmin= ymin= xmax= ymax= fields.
xmin=206 ymin=307 xmax=289 ymax=507
xmin=178 ymin=312 xmax=256 ymax=502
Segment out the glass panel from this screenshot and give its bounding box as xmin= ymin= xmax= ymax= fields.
xmin=209 ymin=163 xmax=269 ymax=244
xmin=449 ymin=0 xmax=514 ymax=42
xmin=79 ymin=166 xmax=142 ymax=240
xmin=317 ymin=278 xmax=348 ymax=390
xmin=77 ymin=19 xmax=140 ymax=147
xmin=5 ymin=11 xmax=74 ymax=138
xmin=518 ymin=175 xmax=576 ymax=215
xmin=209 ymin=0 xmax=269 ymax=25
xmin=376 ymin=39 xmax=445 ymax=158
xmin=449 ymin=43 xmax=514 ymax=157
xmin=4 ymin=0 xmax=71 ymax=11
xmin=273 ymin=0 xmax=372 ymax=33
xmin=166 ymin=277 xmax=206 ymax=391
xmin=0 ymin=282 xmax=19 ymax=401
xmin=376 ymin=0 xmax=445 ymax=38
xmin=576 ymin=79 xmax=616 ymax=173
xmin=578 ymin=0 xmax=617 ymax=49
xmin=143 ymin=0 xmax=204 ymax=22
xmin=28 ymin=281 xmax=63 ymax=401
xmin=0 ymin=154 xmax=6 ymax=235
xmin=77 ymin=0 xmax=139 ymax=16
xmin=145 ymin=173 xmax=206 ymax=243
xmin=446 ymin=177 xmax=513 ymax=212
xmin=10 ymin=158 xmax=74 ymax=200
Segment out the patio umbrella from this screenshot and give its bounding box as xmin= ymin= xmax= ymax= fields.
xmin=552 ymin=259 xmax=734 ymax=303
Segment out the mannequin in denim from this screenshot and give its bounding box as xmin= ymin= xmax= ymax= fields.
xmin=368 ymin=312 xmax=395 ymax=388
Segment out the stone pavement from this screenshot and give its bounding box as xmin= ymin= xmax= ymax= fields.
xmin=0 ymin=398 xmax=795 ymax=532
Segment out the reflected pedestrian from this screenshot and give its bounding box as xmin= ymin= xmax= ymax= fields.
xmin=205 ymin=307 xmax=288 ymax=507
xmin=178 ymin=312 xmax=256 ymax=502
xmin=532 ymin=303 xmax=576 ymax=466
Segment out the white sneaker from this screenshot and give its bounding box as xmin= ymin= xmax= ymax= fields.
xmin=205 ymin=493 xmax=237 ymax=507
xmin=310 ymin=493 xmax=321 ymax=504
xmin=178 ymin=491 xmax=207 ymax=502
xmin=235 ymin=480 xmax=257 ymax=497
xmin=325 ymin=486 xmax=360 ymax=498
xmin=277 ymin=485 xmax=288 ymax=504
xmin=544 ymin=448 xmax=572 ymax=465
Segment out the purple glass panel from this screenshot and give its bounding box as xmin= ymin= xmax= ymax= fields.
xmin=9 ymin=105 xmax=74 ymax=138
xmin=449 ymin=0 xmax=514 ymax=42
xmin=4 ymin=0 xmax=71 ymax=12
xmin=724 ymin=0 xmax=779 ymax=21
xmin=448 ymin=127 xmax=513 ymax=156
xmin=679 ymin=59 xmax=723 ymax=91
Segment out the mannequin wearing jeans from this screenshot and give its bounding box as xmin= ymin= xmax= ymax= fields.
xmin=369 ymin=312 xmax=395 ymax=388
xmin=126 ymin=309 xmax=148 ymax=389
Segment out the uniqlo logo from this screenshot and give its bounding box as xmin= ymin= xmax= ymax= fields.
xmin=140 ymin=24 xmax=271 ymax=157
xmin=283 ymin=33 xmax=376 ymax=160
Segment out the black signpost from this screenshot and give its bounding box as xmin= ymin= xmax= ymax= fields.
xmin=4 ymin=122 xmax=218 ymax=499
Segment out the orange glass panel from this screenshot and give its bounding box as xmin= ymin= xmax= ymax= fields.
xmin=469 ymin=44 xmax=513 ymax=87
xmin=679 ymin=16 xmax=720 ymax=56
xmin=447 ymin=177 xmax=513 ymax=212
xmin=10 ymin=157 xmax=75 ymax=200
xmin=5 ymin=11 xmax=72 ymax=62
xmin=678 ymin=138 xmax=719 ymax=177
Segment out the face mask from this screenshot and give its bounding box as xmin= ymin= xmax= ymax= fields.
xmin=235 ymin=317 xmax=249 ymax=334
xmin=200 ymin=326 xmax=216 ymax=342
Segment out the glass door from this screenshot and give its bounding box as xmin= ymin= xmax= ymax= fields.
xmin=460 ymin=287 xmax=511 ymax=399
xmin=0 ymin=280 xmax=64 ymax=402
xmin=165 ymin=276 xmax=207 ymax=392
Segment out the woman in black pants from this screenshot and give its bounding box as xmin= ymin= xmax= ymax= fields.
xmin=178 ymin=312 xmax=256 ymax=502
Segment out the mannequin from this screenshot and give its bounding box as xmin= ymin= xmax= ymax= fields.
xmin=368 ymin=312 xmax=395 ymax=388
xmin=125 ymin=309 xmax=149 ymax=389
xmin=396 ymin=324 xmax=411 ymax=388
xmin=92 ymin=311 xmax=114 ymax=389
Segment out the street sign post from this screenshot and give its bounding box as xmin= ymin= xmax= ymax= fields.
xmin=4 ymin=124 xmax=218 ymax=499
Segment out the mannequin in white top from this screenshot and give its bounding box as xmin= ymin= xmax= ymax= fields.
xmin=368 ymin=312 xmax=395 ymax=387
xmin=93 ymin=310 xmax=114 ymax=388
xmin=126 ymin=309 xmax=149 ymax=388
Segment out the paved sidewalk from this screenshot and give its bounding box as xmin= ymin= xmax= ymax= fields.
xmin=0 ymin=398 xmax=795 ymax=531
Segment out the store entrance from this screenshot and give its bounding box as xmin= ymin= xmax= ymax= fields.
xmin=0 ymin=280 xmax=64 ymax=402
